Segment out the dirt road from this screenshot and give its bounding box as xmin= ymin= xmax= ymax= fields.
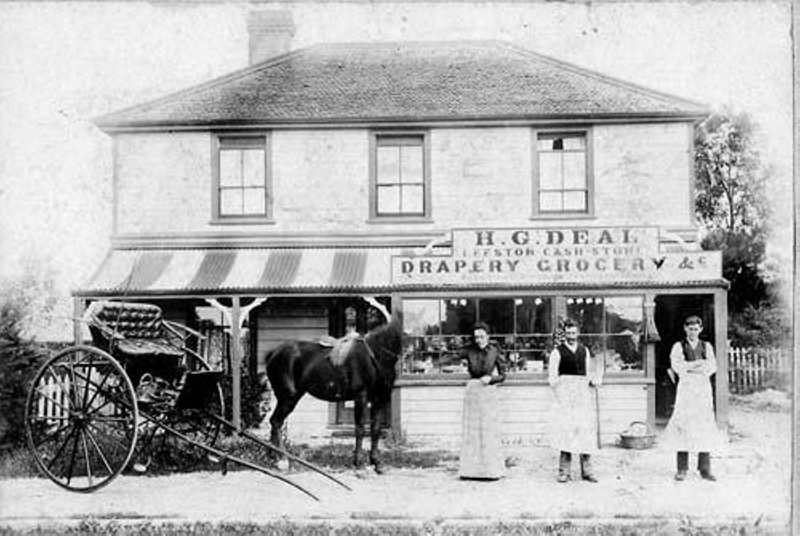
xmin=0 ymin=402 xmax=790 ymax=534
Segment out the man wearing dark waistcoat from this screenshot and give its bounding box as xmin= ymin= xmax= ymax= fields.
xmin=662 ymin=315 xmax=724 ymax=481
xmin=547 ymin=319 xmax=603 ymax=483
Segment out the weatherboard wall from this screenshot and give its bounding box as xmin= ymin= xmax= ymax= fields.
xmin=395 ymin=381 xmax=648 ymax=446
xmin=263 ymin=380 xmax=649 ymax=446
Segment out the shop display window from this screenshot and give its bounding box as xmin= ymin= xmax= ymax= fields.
xmin=566 ymin=296 xmax=644 ymax=372
xmin=402 ymin=297 xmax=554 ymax=375
xmin=402 ymin=295 xmax=645 ymax=376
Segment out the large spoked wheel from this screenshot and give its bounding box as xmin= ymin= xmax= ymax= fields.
xmin=25 ymin=346 xmax=138 ymax=493
xmin=139 ymin=355 xmax=225 ymax=472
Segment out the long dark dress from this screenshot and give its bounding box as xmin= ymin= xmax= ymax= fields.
xmin=458 ymin=342 xmax=507 ymax=479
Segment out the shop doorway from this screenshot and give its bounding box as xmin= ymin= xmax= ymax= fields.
xmin=654 ymin=294 xmax=716 ymax=425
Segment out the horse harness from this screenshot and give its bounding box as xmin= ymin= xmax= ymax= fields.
xmin=359 ymin=334 xmax=385 ymax=378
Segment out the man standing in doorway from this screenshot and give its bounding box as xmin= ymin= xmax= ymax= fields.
xmin=662 ymin=315 xmax=724 ymax=481
xmin=547 ymin=318 xmax=603 ymax=483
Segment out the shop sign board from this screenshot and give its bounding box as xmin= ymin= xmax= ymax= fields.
xmin=392 ymin=227 xmax=722 ymax=285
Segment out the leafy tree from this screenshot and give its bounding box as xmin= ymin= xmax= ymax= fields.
xmin=694 ymin=111 xmax=785 ymax=347
xmin=695 ymin=112 xmax=768 ymax=235
xmin=701 ymin=228 xmax=767 ymax=314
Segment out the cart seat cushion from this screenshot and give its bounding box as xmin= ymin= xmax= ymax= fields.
xmin=85 ymin=301 xmax=168 ymax=341
xmin=84 ymin=301 xmax=184 ymax=360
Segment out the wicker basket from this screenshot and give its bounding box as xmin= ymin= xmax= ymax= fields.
xmin=619 ymin=421 xmax=656 ymax=450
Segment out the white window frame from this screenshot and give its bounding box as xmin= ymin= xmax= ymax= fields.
xmin=531 ymin=128 xmax=594 ymax=219
xmin=368 ymin=131 xmax=432 ymax=221
xmin=211 ymin=133 xmax=273 ymax=224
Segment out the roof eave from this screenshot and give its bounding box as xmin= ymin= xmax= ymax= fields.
xmin=72 ymin=278 xmax=730 ymax=299
xmin=96 ymin=111 xmax=710 ymax=134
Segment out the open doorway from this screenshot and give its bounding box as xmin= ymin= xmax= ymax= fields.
xmin=654 ymin=294 xmax=716 ymax=425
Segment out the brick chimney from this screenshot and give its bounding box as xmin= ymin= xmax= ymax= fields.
xmin=247 ymin=10 xmax=295 ymax=65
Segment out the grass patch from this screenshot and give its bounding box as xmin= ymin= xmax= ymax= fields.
xmin=0 ymin=521 xmax=441 ymax=536
xmin=0 ymin=433 xmax=457 ymax=480
xmin=292 ymin=442 xmax=456 ymax=471
xmin=730 ymin=390 xmax=790 ymax=413
xmin=0 ymin=519 xmax=782 ymax=536
xmin=0 ymin=446 xmax=38 ymax=479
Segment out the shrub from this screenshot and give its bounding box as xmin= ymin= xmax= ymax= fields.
xmin=728 ymin=302 xmax=791 ymax=349
xmin=0 ymin=293 xmax=58 ymax=448
xmin=0 ymin=265 xmax=62 ymax=448
xmin=220 ymin=369 xmax=266 ymax=431
xmin=0 ymin=339 xmax=59 ymax=448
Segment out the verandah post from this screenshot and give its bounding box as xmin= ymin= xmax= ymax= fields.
xmin=231 ymin=296 xmax=242 ymax=430
xmin=714 ymin=288 xmax=728 ymax=427
xmin=73 ymin=298 xmax=85 ymax=345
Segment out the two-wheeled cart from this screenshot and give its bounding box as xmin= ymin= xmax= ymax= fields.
xmin=25 ymin=301 xmax=347 ymax=499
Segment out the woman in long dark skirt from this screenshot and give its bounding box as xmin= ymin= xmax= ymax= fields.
xmin=458 ymin=322 xmax=507 ymax=480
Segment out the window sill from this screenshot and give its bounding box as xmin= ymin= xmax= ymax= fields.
xmin=529 ymin=213 xmax=596 ymax=221
xmin=367 ymin=217 xmax=433 ymax=224
xmin=209 ymin=217 xmax=276 ymax=226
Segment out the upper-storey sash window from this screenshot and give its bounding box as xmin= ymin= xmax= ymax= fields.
xmin=213 ymin=135 xmax=271 ymax=221
xmin=534 ymin=130 xmax=592 ymax=217
xmin=370 ymin=133 xmax=430 ymax=219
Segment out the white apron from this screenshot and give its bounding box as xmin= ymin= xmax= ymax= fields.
xmin=548 ymin=375 xmax=598 ymax=454
xmin=662 ymin=372 xmax=725 ymax=452
xmin=459 ymin=379 xmax=505 ymax=479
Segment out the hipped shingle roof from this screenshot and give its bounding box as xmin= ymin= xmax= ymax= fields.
xmin=95 ymin=41 xmax=708 ymax=130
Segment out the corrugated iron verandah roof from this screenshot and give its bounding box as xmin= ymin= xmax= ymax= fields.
xmin=78 ymin=248 xmax=404 ymax=297
xmin=77 ymin=247 xmax=729 ymax=298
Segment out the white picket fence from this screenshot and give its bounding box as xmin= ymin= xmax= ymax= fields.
xmin=36 ymin=370 xmax=114 ymax=424
xmin=728 ymin=347 xmax=790 ymax=394
xmin=37 ymin=375 xmax=72 ymax=425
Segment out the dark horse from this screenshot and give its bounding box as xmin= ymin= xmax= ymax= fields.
xmin=264 ymin=312 xmax=402 ymax=473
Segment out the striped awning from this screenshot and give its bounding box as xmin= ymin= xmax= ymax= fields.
xmin=77 ymin=248 xmax=410 ymax=297
xmin=77 ymin=246 xmax=728 ymax=298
